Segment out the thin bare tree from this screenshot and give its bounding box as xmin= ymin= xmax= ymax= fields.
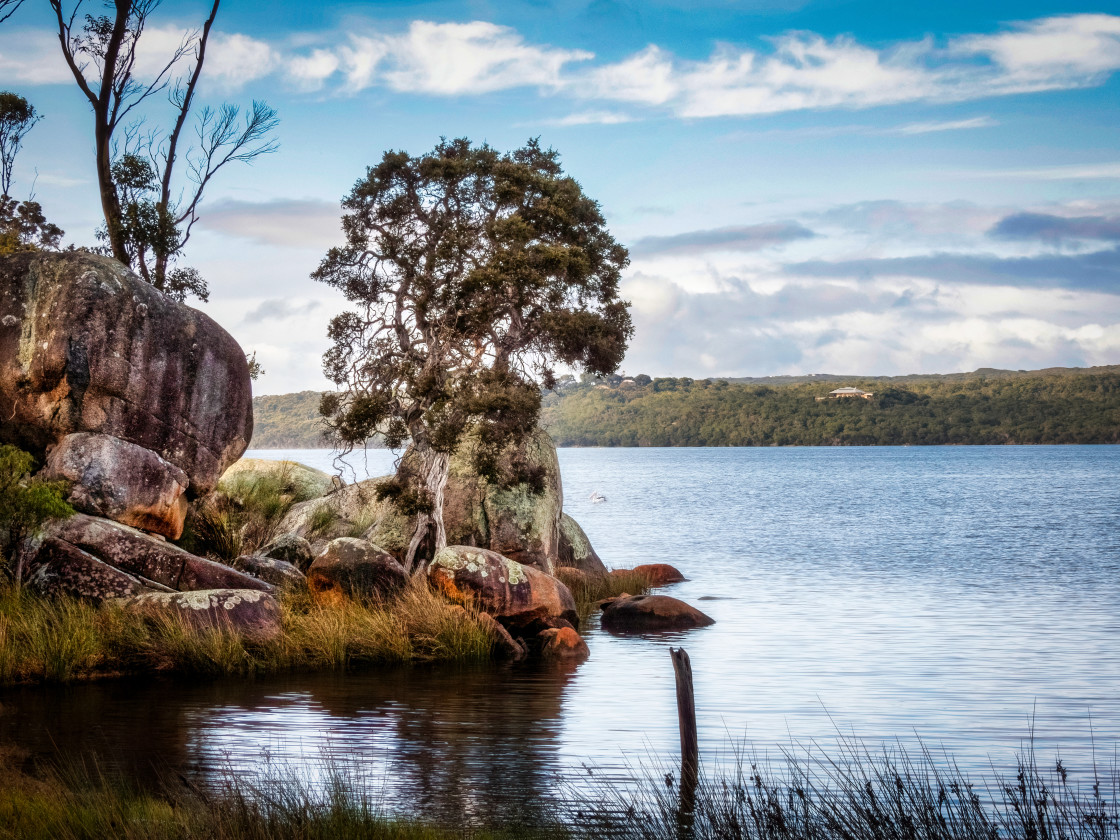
xmin=2 ymin=1 xmax=278 ymax=300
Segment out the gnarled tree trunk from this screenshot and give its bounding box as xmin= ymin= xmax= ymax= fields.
xmin=403 ymin=444 xmax=450 ymax=573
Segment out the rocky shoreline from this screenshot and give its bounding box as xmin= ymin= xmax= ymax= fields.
xmin=1 ymin=251 xmax=713 ymax=680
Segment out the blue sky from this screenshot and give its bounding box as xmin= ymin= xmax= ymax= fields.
xmin=2 ymin=0 xmax=1120 ymax=394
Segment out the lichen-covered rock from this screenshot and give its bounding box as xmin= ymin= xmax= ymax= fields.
xmin=0 ymin=252 xmax=252 ymax=496
xmin=122 ymin=588 xmax=282 ymax=639
xmin=600 ymin=594 xmax=714 ymax=634
xmin=626 ymin=563 xmax=688 ymax=586
xmin=307 ymin=537 xmax=409 ymax=605
xmin=279 ymin=478 xmax=412 ymax=554
xmin=557 ymin=513 xmax=607 ymax=576
xmin=219 ymin=458 xmax=337 ymax=501
xmin=259 ymin=532 xmax=314 ymax=572
xmin=233 ymin=553 xmax=306 ymax=587
xmin=43 ymin=513 xmax=272 ymax=593
xmin=25 ymin=536 xmax=171 ymax=603
xmin=539 ymin=626 xmax=590 ymax=660
xmin=42 ymin=432 xmax=189 ymax=539
xmin=428 ymin=546 xmax=577 ymax=631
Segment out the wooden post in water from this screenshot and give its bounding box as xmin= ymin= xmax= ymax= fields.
xmin=670 ymin=646 xmax=699 ymax=782
xmin=671 ymin=646 xmax=699 ymax=838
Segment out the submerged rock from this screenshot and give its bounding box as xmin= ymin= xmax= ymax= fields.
xmin=121 ymin=588 xmax=282 ymax=639
xmin=600 ymin=594 xmax=714 ymax=633
xmin=0 ymin=252 xmax=252 ymax=496
xmin=428 ymin=546 xmax=578 ymax=631
xmin=43 ymin=432 xmax=189 ymax=539
xmin=306 ymin=537 xmax=409 ymax=605
xmin=628 ymin=563 xmax=688 ymax=586
xmin=539 ymin=626 xmax=590 ymax=660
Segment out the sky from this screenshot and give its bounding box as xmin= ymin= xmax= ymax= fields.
xmin=2 ymin=0 xmax=1120 ymax=394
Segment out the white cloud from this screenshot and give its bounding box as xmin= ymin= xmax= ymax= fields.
xmin=195 ymin=198 xmax=341 ymax=249
xmin=0 ymin=28 xmax=74 ymax=84
xmin=890 ymin=116 xmax=999 ymax=134
xmin=970 ymin=162 xmax=1120 ymax=181
xmin=325 ymin=21 xmax=591 ymax=96
xmin=541 ymin=110 xmax=636 ymax=126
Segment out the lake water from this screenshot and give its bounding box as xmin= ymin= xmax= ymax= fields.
xmin=3 ymin=445 xmax=1119 ymax=825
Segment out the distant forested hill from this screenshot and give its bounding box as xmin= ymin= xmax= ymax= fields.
xmin=250 ymin=391 xmax=332 ymax=448
xmin=251 ymin=366 xmax=1120 ymax=448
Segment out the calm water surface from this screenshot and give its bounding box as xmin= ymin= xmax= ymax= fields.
xmin=3 ymin=446 xmax=1118 ymax=824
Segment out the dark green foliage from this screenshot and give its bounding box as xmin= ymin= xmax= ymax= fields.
xmin=0 ymin=195 xmax=63 ymax=254
xmin=0 ymin=90 xmax=38 ymax=197
xmin=314 ymin=138 xmax=631 ymax=558
xmin=0 ymin=444 xmax=73 ymax=579
xmin=541 ymin=367 xmax=1120 ymax=446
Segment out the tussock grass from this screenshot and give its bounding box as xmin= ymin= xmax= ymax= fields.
xmin=0 ymin=580 xmax=494 ymax=686
xmin=183 ymin=464 xmax=323 ymax=561
xmin=554 ymin=567 xmax=650 ymax=618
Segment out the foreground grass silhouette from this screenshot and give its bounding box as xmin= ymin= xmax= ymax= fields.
xmin=2 ymin=727 xmax=1117 ymax=840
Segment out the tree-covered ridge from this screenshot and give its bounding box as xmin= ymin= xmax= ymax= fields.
xmin=250 ymin=391 xmax=334 ymax=449
xmin=542 ymin=367 xmax=1120 ymax=446
xmin=252 ymin=366 xmax=1120 ymax=448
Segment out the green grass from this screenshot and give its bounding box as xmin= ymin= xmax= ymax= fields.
xmin=0 ymin=755 xmax=560 ymax=840
xmin=554 ymin=567 xmax=651 ymax=619
xmin=0 ymin=580 xmax=495 ymax=685
xmin=180 ymin=463 xmax=324 ymax=561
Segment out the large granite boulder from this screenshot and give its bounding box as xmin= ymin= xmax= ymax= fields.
xmin=627 ymin=563 xmax=688 ymax=586
xmin=557 ymin=513 xmax=607 ymax=576
xmin=25 ymin=536 xmax=171 ymax=603
xmin=600 ymin=594 xmax=714 ymax=633
xmin=42 ymin=432 xmax=189 ymax=539
xmin=40 ymin=513 xmax=272 ymax=593
xmin=0 ymin=252 xmax=252 ymax=497
xmin=428 ymin=546 xmax=578 ymax=631
xmin=279 ymin=478 xmax=412 ymax=553
xmin=306 ymin=537 xmax=409 ymax=605
xmin=121 ymin=588 xmax=282 ymax=640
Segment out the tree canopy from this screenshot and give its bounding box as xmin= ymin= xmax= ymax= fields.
xmin=314 ymin=137 xmax=632 ymax=568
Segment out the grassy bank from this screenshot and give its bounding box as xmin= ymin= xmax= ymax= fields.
xmin=0 ymin=581 xmax=494 ymax=685
xmin=555 ymin=567 xmax=651 ymax=619
xmin=2 ymin=729 xmax=1117 ymax=840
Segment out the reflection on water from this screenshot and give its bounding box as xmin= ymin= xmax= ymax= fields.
xmin=2 ymin=446 xmax=1119 ymax=825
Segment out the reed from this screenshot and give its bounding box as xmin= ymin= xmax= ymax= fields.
xmin=579 ymin=732 xmax=1120 ymax=840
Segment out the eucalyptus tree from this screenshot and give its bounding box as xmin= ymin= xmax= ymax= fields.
xmin=315 ymin=138 xmax=633 ymax=570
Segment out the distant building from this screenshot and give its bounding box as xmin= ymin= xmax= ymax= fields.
xmin=816 ymin=387 xmax=874 ymax=401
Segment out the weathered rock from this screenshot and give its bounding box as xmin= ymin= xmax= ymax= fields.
xmin=122 ymin=589 xmax=282 ymax=639
xmin=259 ymin=533 xmax=314 ymax=572
xmin=600 ymin=594 xmax=714 ymax=633
xmin=42 ymin=432 xmax=189 ymax=539
xmin=0 ymin=252 xmax=252 ymax=496
xmin=43 ymin=513 xmax=272 ymax=593
xmin=539 ymin=626 xmax=590 ymax=659
xmin=628 ymin=563 xmax=688 ymax=586
xmin=219 ymin=458 xmax=338 ymax=501
xmin=428 ymin=546 xmax=578 ymax=631
xmin=25 ymin=536 xmax=170 ymax=603
xmin=307 ymin=537 xmax=409 ymax=605
xmin=557 ymin=513 xmax=607 ymax=576
xmin=476 ymin=611 xmax=526 ymax=659
xmin=233 ymin=554 xmax=306 ymax=587
xmin=279 ymin=477 xmax=412 ymax=553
